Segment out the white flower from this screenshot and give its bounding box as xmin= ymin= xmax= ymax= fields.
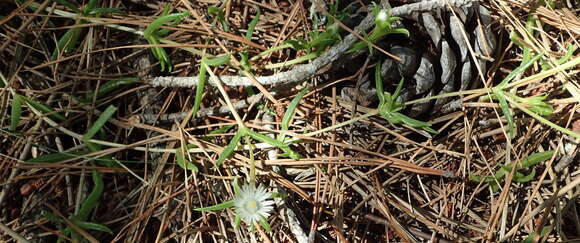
xmin=234 ymin=184 xmax=275 ymax=225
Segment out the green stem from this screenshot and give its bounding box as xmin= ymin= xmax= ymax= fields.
xmin=505 ymin=95 xmax=580 ymax=139
xmin=505 ymin=56 xmax=580 ymax=89
xmin=250 ymin=43 xmax=292 ymax=61
xmin=263 ymin=53 xmax=318 ymax=69
xmin=404 ymin=88 xmax=489 ymax=105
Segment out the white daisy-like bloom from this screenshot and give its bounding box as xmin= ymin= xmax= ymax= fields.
xmin=234 ymin=184 xmax=275 ymax=225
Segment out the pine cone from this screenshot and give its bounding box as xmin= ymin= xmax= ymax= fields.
xmin=341 ymin=1 xmax=496 ymax=117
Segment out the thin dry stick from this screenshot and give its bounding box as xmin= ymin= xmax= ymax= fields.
xmin=0 ymin=222 xmax=30 ymax=243
xmin=136 ymin=93 xmax=266 ymax=124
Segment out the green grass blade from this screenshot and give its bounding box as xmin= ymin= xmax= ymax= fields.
xmin=194 ymin=55 xmax=230 ymax=115
xmin=71 ymin=220 xmax=113 ymax=234
xmin=157 ymin=8 xmax=187 ymax=36
xmin=161 ymin=3 xmax=171 ymax=16
xmin=10 ymin=94 xmax=23 ymax=131
xmin=508 ymin=31 xmax=525 ymax=49
xmin=143 ymin=11 xmax=188 ymax=72
xmin=279 ymin=87 xmax=309 ymax=141
xmin=232 ymin=178 xmax=241 ymax=195
xmin=505 ymin=94 xmax=580 ymax=140
xmin=239 ymin=51 xmax=251 ymax=71
xmin=542 ymin=44 xmax=577 ymax=70
xmin=202 ymin=125 xmax=234 ymax=141
xmin=245 ymin=7 xmax=261 ymax=40
xmin=247 ymin=129 xmax=301 ymax=159
xmin=246 ymin=129 xmax=287 ymax=148
xmin=375 ymin=60 xmax=385 ymax=104
xmin=145 ymin=36 xmax=161 ymax=59
xmin=392 ymin=78 xmax=405 ymax=104
xmin=498 ymin=52 xmax=543 ymax=87
xmin=207 ymin=6 xmax=221 ymax=15
xmin=51 ymin=27 xmax=82 ymax=60
xmin=523 ymin=96 xmax=554 ymax=116
xmin=271 ymin=192 xmax=286 ymax=198
xmin=513 ymin=168 xmax=536 ymax=183
xmin=234 ymin=215 xmax=242 ymax=227
xmin=88 ymin=8 xmax=124 ymax=16
xmin=216 ymin=130 xmax=244 ymax=166
xmin=557 ymin=44 xmax=577 ymax=65
xmin=193 ymin=64 xmax=207 ymax=117
xmin=521 ymin=15 xmax=536 ymax=63
xmin=494 ymin=90 xmax=515 ymax=138
xmin=259 ymin=219 xmax=271 ymax=232
xmin=194 ymin=200 xmax=234 ymax=211
xmin=26 ymin=150 xmax=121 ymax=165
xmin=204 ymin=54 xmax=231 ymax=66
xmin=285 ymin=38 xmax=309 ymax=51
xmin=73 ymin=170 xmax=104 ymax=221
xmin=348 ymin=29 xmax=376 ymax=53
xmin=469 ymin=173 xmax=484 ymax=182
xmin=175 ymin=147 xmax=198 ymax=172
xmin=207 ymin=7 xmax=229 ymax=32
xmin=147 ymin=37 xmax=171 ymax=72
xmin=44 ymin=211 xmax=114 ymax=239
xmin=389 ymin=112 xmax=438 ymax=134
xmin=83 ymin=105 xmax=117 ymax=141
xmin=20 ymin=95 xmax=66 ymax=121
xmin=387 ymin=28 xmax=410 ymax=37
xmin=83 ymin=0 xmax=99 ymax=15
xmin=84 ymin=77 xmax=139 ymax=102
xmin=520 ymin=150 xmax=555 ymax=168
xmin=143 ymin=12 xmax=189 ymax=37
xmin=278 ymin=145 xmax=301 ymax=160
xmin=40 ymin=211 xmax=62 ymax=224
xmin=219 ymin=17 xmax=230 ymax=32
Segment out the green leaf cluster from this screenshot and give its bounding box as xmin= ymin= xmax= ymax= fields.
xmin=51 ymin=0 xmax=124 ymax=60
xmin=349 ymin=5 xmax=409 ymax=53
xmin=216 ymin=126 xmax=301 ymax=166
xmin=374 ymin=61 xmax=437 ymax=134
xmin=208 ymin=6 xmax=230 ymax=32
xmin=286 ymin=23 xmax=342 ymax=55
xmin=490 ymin=53 xmax=553 ymax=139
xmin=214 ymin=87 xmax=307 ymax=166
xmin=285 ymin=1 xmax=348 ymax=55
xmin=143 ymin=5 xmax=189 ymax=72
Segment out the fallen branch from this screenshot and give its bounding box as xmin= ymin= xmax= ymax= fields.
xmin=136 ymin=93 xmax=265 ymax=124
xmin=150 ymin=0 xmax=475 ymax=88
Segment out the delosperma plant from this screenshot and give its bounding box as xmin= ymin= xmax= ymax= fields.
xmin=3 ymin=0 xmax=580 ymax=242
